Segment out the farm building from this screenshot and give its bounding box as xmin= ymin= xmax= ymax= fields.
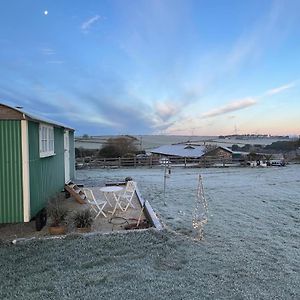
xmin=150 ymin=144 xmax=206 ymax=158
xmin=201 ymin=146 xmax=233 ymax=160
xmin=0 ymin=103 xmax=75 ymax=224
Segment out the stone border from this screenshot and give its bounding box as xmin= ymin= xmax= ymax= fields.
xmin=135 ymin=187 xmax=164 ymax=231
xmin=11 ymin=227 xmax=161 ymax=245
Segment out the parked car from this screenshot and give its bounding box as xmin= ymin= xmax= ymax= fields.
xmin=159 ymin=157 xmax=171 ymax=165
xmin=136 ymin=153 xmax=151 ymax=165
xmin=270 ymin=160 xmax=285 ymax=166
xmin=136 ymin=153 xmax=151 ymax=160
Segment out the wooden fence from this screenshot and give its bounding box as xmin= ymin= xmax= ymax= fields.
xmin=75 ymin=156 xmax=241 ymax=169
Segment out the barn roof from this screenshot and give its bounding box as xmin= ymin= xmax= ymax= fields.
xmin=150 ymin=144 xmax=206 ymax=158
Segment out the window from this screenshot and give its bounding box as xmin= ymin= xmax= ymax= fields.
xmin=39 ymin=124 xmax=55 ymax=157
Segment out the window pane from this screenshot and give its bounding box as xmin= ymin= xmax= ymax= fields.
xmin=40 ymin=125 xmax=54 ymax=156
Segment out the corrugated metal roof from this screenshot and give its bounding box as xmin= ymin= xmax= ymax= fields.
xmin=150 ymin=144 xmax=206 ymax=158
xmin=0 ymin=103 xmax=74 ymax=130
xmin=218 ymin=146 xmax=233 ymax=153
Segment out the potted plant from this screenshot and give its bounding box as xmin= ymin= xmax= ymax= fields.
xmin=47 ymin=196 xmax=68 ymax=235
xmin=72 ymin=209 xmax=93 ymax=233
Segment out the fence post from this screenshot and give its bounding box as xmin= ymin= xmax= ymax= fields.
xmin=118 ymin=157 xmax=121 ymax=168
xmin=134 ymin=156 xmax=136 ymax=168
xmin=184 ymin=157 xmax=187 ymax=168
xmin=149 ymin=156 xmax=153 ymax=168
xmin=103 ymin=158 xmax=106 ymax=168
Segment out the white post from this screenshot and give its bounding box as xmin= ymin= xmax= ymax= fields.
xmin=21 ymin=120 xmax=30 ymax=222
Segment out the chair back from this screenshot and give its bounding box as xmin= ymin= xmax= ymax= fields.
xmin=83 ymin=188 xmax=108 ymax=218
xmin=83 ymin=188 xmax=95 ymax=203
xmin=124 ymin=181 xmax=136 ymax=194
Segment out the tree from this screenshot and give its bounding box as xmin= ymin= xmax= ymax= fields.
xmin=231 ymin=144 xmax=240 ymax=151
xmin=98 ymin=137 xmax=138 ymax=158
xmin=75 ymin=147 xmax=98 ymax=158
xmin=242 ymin=144 xmax=252 ymax=151
xmin=247 ymin=151 xmax=261 ymax=161
xmin=265 ymin=139 xmax=300 ymax=151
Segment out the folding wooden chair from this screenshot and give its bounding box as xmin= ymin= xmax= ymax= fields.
xmin=119 ymin=181 xmax=137 ymax=211
xmin=83 ymin=188 xmax=108 ymax=219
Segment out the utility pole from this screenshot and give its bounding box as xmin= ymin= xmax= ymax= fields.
xmin=140 ymin=135 xmax=143 ymax=151
xmin=234 ymin=124 xmax=238 ymax=135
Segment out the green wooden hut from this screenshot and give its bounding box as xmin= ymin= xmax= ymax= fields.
xmin=0 ymin=103 xmax=75 ymax=224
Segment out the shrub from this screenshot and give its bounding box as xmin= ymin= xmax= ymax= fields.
xmin=47 ymin=195 xmax=68 ymax=227
xmin=72 ymin=209 xmax=93 ymax=228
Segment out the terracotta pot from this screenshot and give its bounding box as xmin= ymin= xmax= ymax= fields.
xmin=76 ymin=227 xmax=91 ymax=233
xmin=48 ymin=225 xmax=66 ymax=235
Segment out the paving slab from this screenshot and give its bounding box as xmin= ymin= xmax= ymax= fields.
xmin=0 ymin=187 xmax=149 ymax=242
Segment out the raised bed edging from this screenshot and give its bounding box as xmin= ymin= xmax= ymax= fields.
xmin=135 ymin=187 xmax=164 ymax=231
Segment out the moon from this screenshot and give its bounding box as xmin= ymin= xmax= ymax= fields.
xmin=44 ymin=10 xmax=48 ymax=15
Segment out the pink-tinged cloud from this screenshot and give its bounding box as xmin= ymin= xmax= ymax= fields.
xmin=265 ymin=82 xmax=295 ymax=96
xmin=155 ymin=101 xmax=180 ymax=120
xmin=202 ymin=97 xmax=257 ymax=118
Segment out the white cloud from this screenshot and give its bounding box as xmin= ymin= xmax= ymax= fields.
xmin=41 ymin=48 xmax=55 ymax=55
xmin=265 ymin=82 xmax=295 ymax=96
xmin=227 ymin=115 xmax=236 ymax=119
xmin=155 ymin=101 xmax=180 ymax=119
xmin=202 ymin=97 xmax=257 ymax=118
xmin=225 ymin=1 xmax=287 ymax=72
xmin=46 ymin=60 xmax=64 ymax=64
xmin=81 ymin=15 xmax=101 ymax=32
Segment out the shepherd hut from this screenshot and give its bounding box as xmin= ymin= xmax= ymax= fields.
xmin=0 ymin=103 xmax=75 ymax=225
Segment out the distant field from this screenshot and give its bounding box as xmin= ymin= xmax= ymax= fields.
xmin=75 ymin=135 xmax=289 ymax=150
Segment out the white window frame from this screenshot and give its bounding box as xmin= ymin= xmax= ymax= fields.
xmin=39 ymin=123 xmax=55 ymax=158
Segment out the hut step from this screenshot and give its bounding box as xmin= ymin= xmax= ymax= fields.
xmin=64 ymin=183 xmax=86 ymax=204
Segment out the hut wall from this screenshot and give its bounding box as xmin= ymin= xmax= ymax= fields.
xmin=28 ymin=121 xmax=65 ymax=217
xmin=0 ymin=120 xmax=23 ymax=223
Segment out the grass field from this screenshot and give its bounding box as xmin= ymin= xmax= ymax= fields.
xmin=1 ymin=165 xmax=299 ymax=299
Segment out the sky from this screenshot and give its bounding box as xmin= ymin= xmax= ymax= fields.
xmin=0 ymin=0 xmax=300 ymax=136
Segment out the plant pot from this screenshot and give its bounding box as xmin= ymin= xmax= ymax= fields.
xmin=76 ymin=227 xmax=91 ymax=233
xmin=48 ymin=225 xmax=66 ymax=235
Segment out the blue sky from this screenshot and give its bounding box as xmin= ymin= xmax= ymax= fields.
xmin=0 ymin=0 xmax=299 ymax=136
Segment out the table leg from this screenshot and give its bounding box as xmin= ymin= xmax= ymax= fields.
xmin=102 ymin=192 xmax=113 ymax=207
xmin=110 ymin=192 xmax=126 ymax=215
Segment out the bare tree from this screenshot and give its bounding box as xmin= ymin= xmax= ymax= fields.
xmin=98 ymin=137 xmax=138 ymax=158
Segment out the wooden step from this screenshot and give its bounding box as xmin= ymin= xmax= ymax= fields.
xmin=65 ymin=184 xmax=86 ymax=204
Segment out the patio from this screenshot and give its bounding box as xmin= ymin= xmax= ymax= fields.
xmin=0 ymin=185 xmax=151 ymax=243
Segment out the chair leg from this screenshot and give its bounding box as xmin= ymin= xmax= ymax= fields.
xmin=124 ymin=202 xmax=130 ymax=212
xmin=117 ymin=201 xmax=126 ymax=212
xmin=129 ymin=201 xmax=135 ymax=209
xmin=95 ymin=209 xmax=107 ymax=219
xmin=124 ymin=199 xmax=135 ymax=211
xmin=91 ymin=206 xmax=98 ymax=213
xmin=100 ymin=203 xmax=107 ymax=218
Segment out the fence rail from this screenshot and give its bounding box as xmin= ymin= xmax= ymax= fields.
xmin=76 ymin=156 xmax=241 ymax=169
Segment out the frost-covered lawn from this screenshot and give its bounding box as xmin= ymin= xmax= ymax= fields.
xmin=1 ymin=165 xmax=299 ymax=299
